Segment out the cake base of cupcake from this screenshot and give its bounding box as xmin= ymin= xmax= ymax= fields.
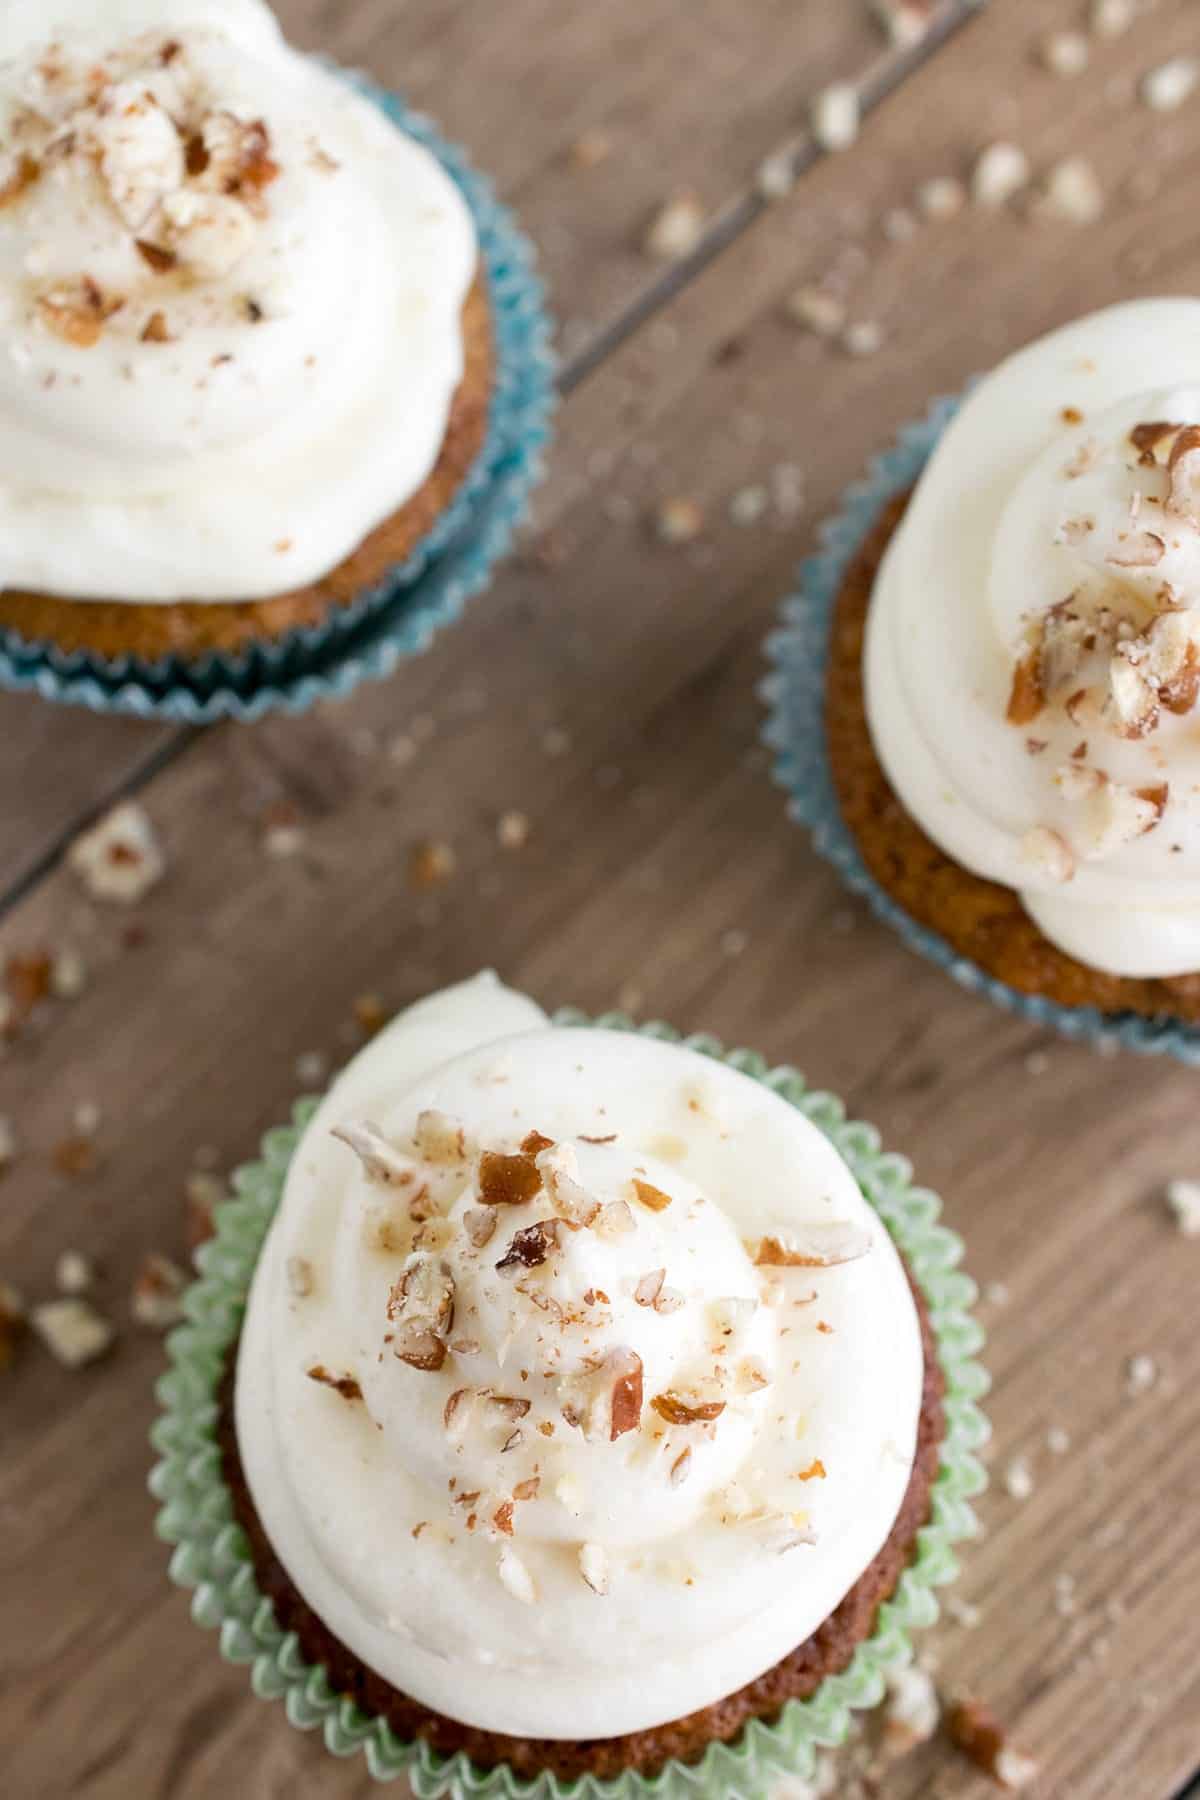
xmin=218 ymin=1274 xmax=944 ymax=1786
xmin=0 ymin=279 xmax=493 ymax=664
xmin=827 ymin=494 xmax=1200 ymax=1024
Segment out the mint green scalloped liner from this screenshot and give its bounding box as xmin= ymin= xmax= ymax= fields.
xmin=150 ymin=1013 xmax=989 ymax=1800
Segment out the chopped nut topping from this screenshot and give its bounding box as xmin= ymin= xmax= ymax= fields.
xmin=1019 ymin=825 xmax=1076 ymax=883
xmin=564 ymin=1347 xmax=644 ymax=1441
xmin=0 ymin=153 xmax=39 ymax=208
xmin=414 ymin=1109 xmax=467 ymax=1164
xmin=1165 ymin=1177 xmax=1200 ymax=1236
xmin=594 ymin=1198 xmax=636 ymax=1240
xmin=36 ymin=275 xmax=123 ymax=347
xmin=407 ymin=840 xmax=456 ymax=888
xmin=141 ymin=309 xmax=170 ymax=343
xmin=513 ymin=1476 xmax=540 ymax=1501
xmin=478 ymin=1149 xmax=543 ymax=1207
xmin=631 ymin=1177 xmax=672 ymax=1213
xmin=131 ymin=1252 xmax=187 ymax=1329
xmin=33 ymin=1296 xmax=114 ymax=1367
xmin=520 ymin=1130 xmax=555 ymax=1155
xmin=134 ymin=237 xmax=176 ymax=273
xmin=651 ymin=1391 xmax=726 ymax=1425
xmin=306 ymin=1364 xmax=362 ymax=1401
xmin=653 ymin=496 xmax=705 ymax=543
xmin=332 ymin=1120 xmax=415 ymax=1185
xmin=653 ymin=1286 xmax=685 ymax=1315
xmin=463 ymin=1207 xmax=498 ymax=1249
xmin=784 ymin=284 xmax=846 ymax=339
xmin=497 ymin=1545 xmax=536 ymax=1604
xmin=810 ymin=82 xmax=859 ymax=153
xmin=634 ymin=1268 xmax=667 ymax=1307
xmin=971 ymin=142 xmax=1029 ymax=208
xmin=387 ymin=1253 xmax=455 ymax=1371
xmin=1166 ymin=425 xmax=1200 ymax=524
xmin=492 ymin=1499 xmax=515 ymax=1535
xmin=669 ymin=1446 xmax=692 ymax=1487
xmin=496 ymin=1219 xmax=560 ymax=1276
xmin=796 ymin=1457 xmax=827 ymax=1481
xmin=579 ymin=1542 xmax=609 ymax=1595
xmin=1142 ymin=56 xmax=1198 ymax=114
xmin=752 ymin=1221 xmax=871 ymax=1267
xmin=1006 ymin=651 xmax=1044 ymax=725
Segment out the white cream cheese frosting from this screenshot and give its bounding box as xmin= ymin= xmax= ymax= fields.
xmin=235 ymin=972 xmax=926 ymax=1741
xmin=865 ymin=299 xmax=1200 ymax=979
xmin=0 ymin=0 xmax=476 ymax=601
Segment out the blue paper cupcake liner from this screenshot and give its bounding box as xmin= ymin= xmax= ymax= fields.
xmin=151 ymin=1009 xmax=989 ymax=1799
xmin=0 ymin=70 xmax=555 ymax=723
xmin=761 ymin=395 xmax=1200 ymax=1066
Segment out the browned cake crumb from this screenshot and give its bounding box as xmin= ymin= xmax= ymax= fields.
xmin=826 ymin=493 xmax=1200 ymax=1021
xmin=218 ymin=1269 xmax=944 ymax=1784
xmin=0 ymin=279 xmax=493 ymax=663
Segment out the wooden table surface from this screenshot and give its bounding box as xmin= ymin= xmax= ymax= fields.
xmin=5 ymin=3 xmax=1200 ymax=1795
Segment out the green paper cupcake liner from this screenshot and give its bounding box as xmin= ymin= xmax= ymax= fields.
xmin=150 ymin=1012 xmax=989 ymax=1799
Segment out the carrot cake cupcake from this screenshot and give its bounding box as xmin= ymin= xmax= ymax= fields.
xmin=0 ymin=1 xmax=548 ymax=694
xmin=154 ymin=973 xmax=987 ymax=1794
xmin=767 ymin=299 xmax=1200 ymax=1046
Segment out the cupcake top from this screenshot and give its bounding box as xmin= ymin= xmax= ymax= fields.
xmin=866 ymin=299 xmax=1200 ymax=979
xmin=235 ymin=974 xmax=925 ymax=1740
xmin=0 ymin=0 xmax=475 ymax=602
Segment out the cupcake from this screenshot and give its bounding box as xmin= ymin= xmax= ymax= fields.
xmin=769 ymin=299 xmax=1200 ymax=1040
xmin=0 ymin=1 xmax=548 ymax=693
xmin=154 ymin=974 xmax=986 ymax=1795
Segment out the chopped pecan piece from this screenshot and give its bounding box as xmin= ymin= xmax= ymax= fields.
xmin=1005 ymin=651 xmax=1044 ymax=725
xmin=632 ymin=1177 xmax=672 ymax=1212
xmin=307 ymin=1364 xmax=362 ymax=1401
xmin=651 ymin=1392 xmax=726 ymax=1425
xmin=496 ymin=1218 xmax=560 ymax=1276
xmin=478 ymin=1149 xmax=542 ymax=1207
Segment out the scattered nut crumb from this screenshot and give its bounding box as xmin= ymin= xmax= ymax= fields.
xmin=131 ymin=1252 xmax=187 ymax=1329
xmin=33 ymin=1297 xmax=115 ymax=1368
xmin=883 ymin=1663 xmax=940 ymax=1755
xmin=1089 ymin=0 xmax=1136 ymax=36
xmin=1034 ymin=156 xmax=1104 ymax=224
xmin=811 ymin=83 xmax=860 ymax=153
xmin=653 ymin=495 xmax=705 ymax=543
xmin=68 ymin=802 xmax=164 ymax=904
xmin=569 ymin=128 xmax=611 ymax=169
xmin=945 ymin=1697 xmax=1040 ymax=1790
xmin=972 ymin=142 xmax=1030 ymax=208
xmin=496 ymin=811 xmax=530 ymax=851
xmin=642 ymin=192 xmax=705 ymax=260
xmin=1141 ymin=57 xmax=1198 ymax=113
xmin=1125 ymin=1351 xmax=1157 ymax=1397
xmin=916 ymin=174 xmax=966 ymax=220
xmin=185 ymin=1170 xmax=225 ymax=1254
xmin=55 ymin=1250 xmax=94 ymax=1295
xmin=869 ymin=0 xmax=936 ymax=47
xmin=579 ymin=1541 xmax=609 ymax=1595
xmin=1165 ymin=1177 xmax=1200 ymax=1236
xmin=785 ymin=283 xmax=847 ymax=338
xmin=1039 ymin=31 xmax=1089 ymax=77
xmin=1003 ymin=1454 xmax=1034 ymax=1501
xmin=408 ymin=840 xmax=456 ymax=889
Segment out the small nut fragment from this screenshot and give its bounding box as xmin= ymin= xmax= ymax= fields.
xmin=306 ymin=1364 xmax=363 ymax=1401
xmin=55 ymin=1250 xmax=94 ymax=1295
xmin=407 ymin=840 xmax=456 ymax=888
xmin=495 ymin=1219 xmax=560 ymax=1276
xmin=332 ymin=1120 xmax=416 ymax=1185
xmin=1165 ymin=1178 xmax=1200 ymax=1236
xmin=497 ymin=1545 xmax=536 ymax=1604
xmin=784 ymin=285 xmax=846 ymax=339
xmin=669 ymin=1446 xmax=692 ymax=1487
xmin=478 ymin=1149 xmax=543 ymax=1207
xmin=1141 ymin=57 xmax=1198 ymax=114
xmin=631 ymin=1178 xmax=672 ymax=1213
xmin=131 ymin=1252 xmax=187 ymax=1329
xmin=285 ymin=1256 xmax=313 ymax=1298
xmin=634 ymin=1268 xmax=667 ymax=1307
xmin=36 ymin=277 xmax=124 ymax=348
xmin=463 ymin=1207 xmax=498 ymax=1249
xmin=642 ymin=192 xmax=705 ymax=260
xmin=810 ymin=82 xmax=859 ymax=153
xmin=387 ymin=1253 xmax=455 ymax=1370
xmin=945 ymin=1697 xmax=1039 ymax=1790
xmin=916 ymin=175 xmax=966 ymax=221
xmin=414 ymin=1109 xmax=467 ymax=1164
xmin=653 ymin=496 xmax=705 ymax=543
xmin=971 ymin=142 xmax=1029 ymax=208
xmin=579 ymin=1542 xmax=609 ymax=1595
xmin=883 ymin=1664 xmax=940 ymax=1755
xmin=1034 ymin=156 xmax=1104 ymax=225
xmin=159 ymin=189 xmax=255 ymax=278
xmin=68 ymin=802 xmax=164 ymax=903
xmin=594 ymin=1198 xmax=636 ymax=1239
xmin=1006 ymin=651 xmax=1044 ymax=725
xmin=33 ymin=1297 xmax=114 ymax=1368
xmin=651 ymin=1391 xmax=726 ymax=1425
xmin=753 ymin=1221 xmax=871 ymax=1268
xmin=1039 ymin=31 xmax=1089 ymax=77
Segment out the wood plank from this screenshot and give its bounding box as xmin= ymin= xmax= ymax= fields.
xmin=0 ymin=0 xmax=946 ymax=895
xmin=8 ymin=1 xmax=1200 ymax=1796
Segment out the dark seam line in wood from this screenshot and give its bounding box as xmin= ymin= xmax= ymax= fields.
xmin=0 ymin=0 xmax=986 ymax=927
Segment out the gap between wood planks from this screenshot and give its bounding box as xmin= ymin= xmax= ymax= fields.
xmin=0 ymin=0 xmax=982 ymax=926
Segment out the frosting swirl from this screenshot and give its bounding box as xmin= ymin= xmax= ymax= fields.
xmin=235 ymin=973 xmax=925 ymax=1739
xmin=0 ymin=0 xmax=475 ymax=600
xmin=866 ymin=299 xmax=1200 ymax=977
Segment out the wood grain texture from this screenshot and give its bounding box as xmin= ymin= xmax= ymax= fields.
xmin=5 ymin=0 xmax=1200 ymax=1796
